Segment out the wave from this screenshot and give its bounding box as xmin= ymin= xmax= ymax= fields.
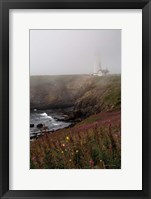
xmin=30 ymin=110 xmax=72 ymax=138
xmin=48 ymin=116 xmax=56 ymax=122
xmin=40 ymin=112 xmax=48 ymax=117
xmin=40 ymin=112 xmax=56 ymax=122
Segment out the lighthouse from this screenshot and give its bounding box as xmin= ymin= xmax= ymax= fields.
xmin=93 ymin=58 xmax=109 ymax=76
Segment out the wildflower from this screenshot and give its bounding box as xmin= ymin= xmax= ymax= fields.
xmin=65 ymin=148 xmax=67 ymax=152
xmin=66 ymin=136 xmax=70 ymax=141
xmin=61 ymin=151 xmax=64 ymax=154
xmin=89 ymin=160 xmax=94 ymax=166
xmin=32 ymin=156 xmax=36 ymax=161
xmin=89 ymin=160 xmax=94 ymax=168
xmin=69 ymin=159 xmax=72 ymax=162
xmin=76 ymin=150 xmax=79 ymax=153
xmin=62 ymin=143 xmax=65 ymax=147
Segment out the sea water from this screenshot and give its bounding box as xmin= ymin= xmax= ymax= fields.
xmin=30 ymin=110 xmax=71 ymax=139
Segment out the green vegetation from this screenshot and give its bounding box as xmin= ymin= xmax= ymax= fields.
xmin=30 ymin=75 xmax=121 ymax=112
xmin=74 ymin=75 xmax=121 ymax=117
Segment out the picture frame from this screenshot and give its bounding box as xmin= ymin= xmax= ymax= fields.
xmin=0 ymin=0 xmax=150 ymax=198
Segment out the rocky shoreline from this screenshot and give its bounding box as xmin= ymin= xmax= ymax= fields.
xmin=30 ymin=107 xmax=80 ymax=140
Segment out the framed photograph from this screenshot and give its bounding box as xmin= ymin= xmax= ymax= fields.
xmin=0 ymin=0 xmax=150 ymax=198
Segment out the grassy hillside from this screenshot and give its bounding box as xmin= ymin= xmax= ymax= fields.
xmin=74 ymin=75 xmax=121 ymax=118
xmin=30 ymin=75 xmax=121 ymax=115
xmin=31 ymin=111 xmax=121 ymax=169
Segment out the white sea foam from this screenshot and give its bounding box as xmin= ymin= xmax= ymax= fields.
xmin=40 ymin=113 xmax=56 ymax=122
xmin=47 ymin=115 xmax=53 ymax=119
xmin=40 ymin=112 xmax=47 ymax=117
xmin=53 ymin=123 xmax=59 ymax=126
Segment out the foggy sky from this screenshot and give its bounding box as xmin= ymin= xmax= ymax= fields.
xmin=30 ymin=30 xmax=121 ymax=75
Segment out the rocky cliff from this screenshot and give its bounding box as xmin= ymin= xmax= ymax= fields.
xmin=30 ymin=75 xmax=121 ymax=117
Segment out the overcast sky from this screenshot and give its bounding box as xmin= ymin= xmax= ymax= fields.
xmin=30 ymin=29 xmax=121 ymax=75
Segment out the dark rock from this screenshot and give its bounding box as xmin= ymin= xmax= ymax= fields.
xmin=37 ymin=123 xmax=43 ymax=128
xmin=30 ymin=134 xmax=37 ymax=139
xmin=75 ymin=118 xmax=82 ymax=122
xmin=68 ymin=123 xmax=75 ymax=128
xmin=30 ymin=124 xmax=34 ymax=128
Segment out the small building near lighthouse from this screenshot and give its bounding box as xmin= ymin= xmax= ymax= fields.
xmin=93 ymin=59 xmax=109 ymax=76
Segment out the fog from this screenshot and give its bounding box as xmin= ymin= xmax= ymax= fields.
xmin=30 ymin=29 xmax=121 ymax=75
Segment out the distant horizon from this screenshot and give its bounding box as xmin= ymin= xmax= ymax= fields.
xmin=30 ymin=73 xmax=121 ymax=77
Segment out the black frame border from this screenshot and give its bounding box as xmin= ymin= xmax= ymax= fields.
xmin=0 ymin=0 xmax=150 ymax=198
